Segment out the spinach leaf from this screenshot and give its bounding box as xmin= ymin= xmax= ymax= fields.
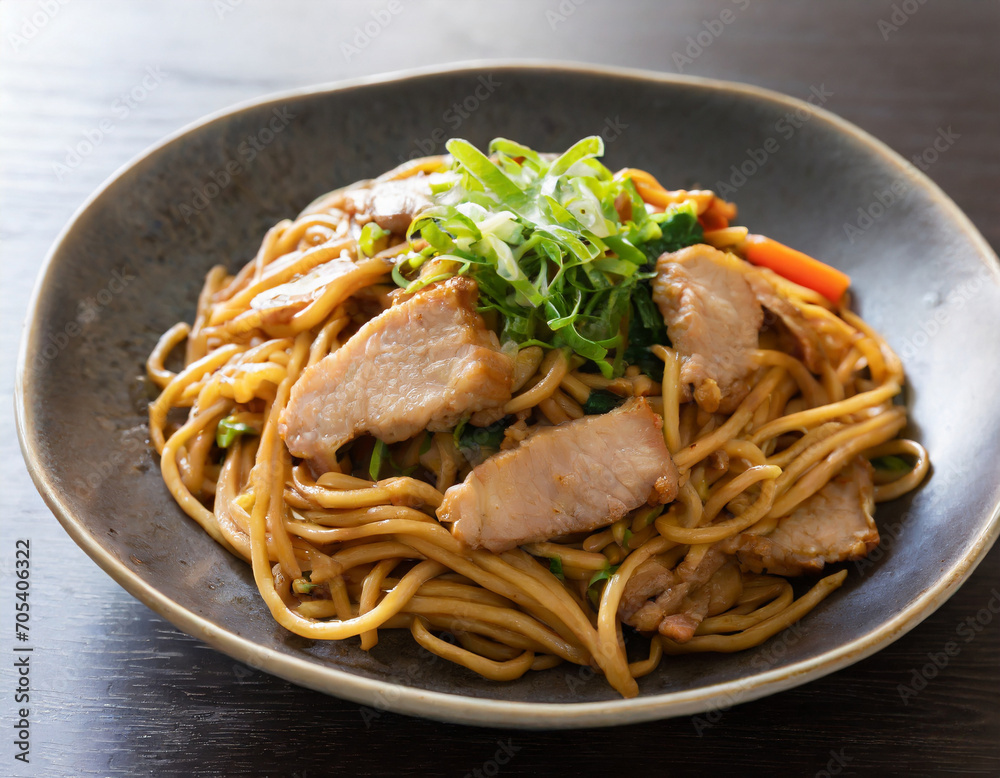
xmin=871 ymin=455 xmax=913 ymax=474
xmin=623 ymin=282 xmax=669 ymax=380
xmin=640 ymin=204 xmax=704 ymax=263
xmin=456 ymin=416 xmax=512 ymax=463
xmin=582 ymin=389 xmax=626 ymax=415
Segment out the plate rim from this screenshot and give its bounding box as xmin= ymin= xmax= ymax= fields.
xmin=15 ymin=60 xmax=1000 ymax=729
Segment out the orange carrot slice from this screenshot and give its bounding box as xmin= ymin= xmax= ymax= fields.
xmin=741 ymin=235 xmax=851 ymax=303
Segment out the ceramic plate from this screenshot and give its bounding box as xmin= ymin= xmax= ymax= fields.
xmin=16 ymin=63 xmax=1000 ymax=728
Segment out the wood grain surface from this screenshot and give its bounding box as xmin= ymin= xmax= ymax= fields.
xmin=1 ymin=1 xmax=998 ymax=776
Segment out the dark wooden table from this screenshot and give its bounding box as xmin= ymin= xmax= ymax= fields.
xmin=2 ymin=1 xmax=998 ymax=775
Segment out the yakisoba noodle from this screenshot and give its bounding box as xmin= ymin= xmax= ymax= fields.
xmin=147 ymin=138 xmax=928 ymax=697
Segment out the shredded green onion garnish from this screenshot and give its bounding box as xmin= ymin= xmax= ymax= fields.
xmin=292 ymin=570 xmax=316 ymax=595
xmin=359 ymin=221 xmax=389 ymax=257
xmin=587 ymin=562 xmax=621 ymax=607
xmin=292 ymin=578 xmax=317 ymax=595
xmin=216 ymin=416 xmax=258 ymax=449
xmin=369 ymin=438 xmax=388 ymax=481
xmin=392 ymin=137 xmax=702 ymax=378
xmin=588 ymin=562 xmax=621 ymax=589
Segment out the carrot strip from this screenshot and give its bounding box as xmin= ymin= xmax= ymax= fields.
xmin=698 ymin=208 xmax=729 ymax=231
xmin=741 ymin=234 xmax=851 ymax=303
xmin=618 ymin=168 xmax=714 ymax=213
xmin=698 ymin=196 xmax=733 ymax=230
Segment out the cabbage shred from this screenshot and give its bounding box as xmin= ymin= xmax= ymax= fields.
xmin=392 ymin=136 xmax=702 ymax=378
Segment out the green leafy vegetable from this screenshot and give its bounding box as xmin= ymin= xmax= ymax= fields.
xmin=620 ymin=205 xmax=704 ymax=380
xmin=456 ymin=416 xmax=512 ymax=464
xmin=549 ymin=556 xmax=565 ymax=580
xmin=588 ymin=563 xmax=621 ymax=589
xmin=394 ymin=137 xmax=689 ymax=378
xmin=358 ymin=221 xmax=389 ymax=257
xmin=582 ymin=389 xmax=626 ymax=415
xmin=871 ymin=455 xmax=913 ymax=474
xmin=452 ymin=416 xmax=470 ymax=451
xmin=216 ymin=416 xmax=258 ymax=449
xmin=388 ymin=451 xmax=419 ymax=477
xmin=623 ymin=283 xmax=670 ymax=381
xmin=369 ymin=438 xmax=388 ymax=481
xmin=639 ymin=202 xmax=704 ymax=262
xmin=292 ymin=570 xmax=316 ymax=595
xmin=587 ymin=562 xmax=621 ymax=608
xmin=458 ymin=417 xmax=509 ymax=450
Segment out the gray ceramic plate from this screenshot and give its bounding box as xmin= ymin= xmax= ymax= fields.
xmin=16 ymin=63 xmax=1000 ymax=728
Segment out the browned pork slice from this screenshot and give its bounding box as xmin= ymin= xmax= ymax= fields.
xmin=341 ymin=175 xmax=434 ymax=235
xmin=618 ymin=546 xmax=743 ymax=642
xmin=652 ymin=244 xmax=763 ymax=414
xmin=279 ymin=276 xmax=513 ymax=470
xmin=744 ymin=267 xmax=826 ymax=373
xmin=438 ymin=398 xmax=679 ymax=553
xmin=250 ymin=254 xmax=391 ymax=327
xmin=720 ymin=457 xmax=879 ymax=576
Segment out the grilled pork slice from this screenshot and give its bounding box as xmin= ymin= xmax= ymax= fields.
xmin=250 ymin=254 xmax=391 ymax=328
xmin=438 ymin=398 xmax=679 ymax=553
xmin=341 ymin=176 xmax=434 ymax=235
xmin=721 ymin=457 xmax=879 ymax=576
xmin=279 ymin=276 xmax=513 ymax=470
xmin=653 ymin=244 xmax=763 ymax=414
xmin=300 ymin=174 xmax=437 ymax=236
xmin=744 ymin=267 xmax=826 ymax=373
xmin=619 ymin=547 xmax=742 ymax=642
